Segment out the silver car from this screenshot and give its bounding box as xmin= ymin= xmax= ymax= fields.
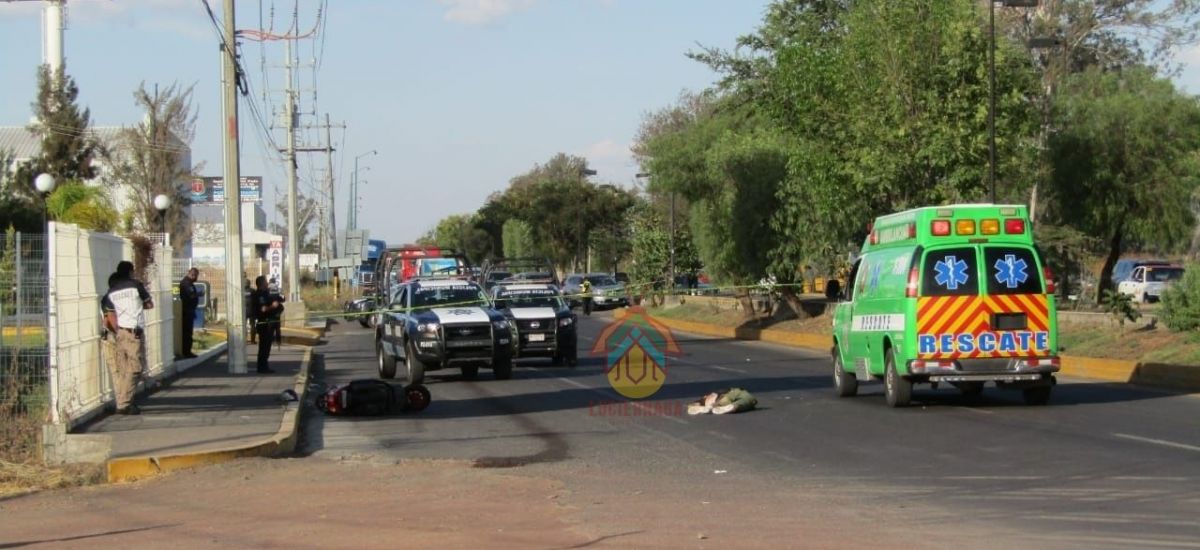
xmin=563 ymin=273 xmax=627 ymax=309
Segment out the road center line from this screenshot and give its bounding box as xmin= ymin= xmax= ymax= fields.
xmin=1112 ymin=433 xmax=1200 ymax=453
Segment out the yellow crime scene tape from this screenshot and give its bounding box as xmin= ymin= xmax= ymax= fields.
xmin=295 ymin=280 xmax=834 ymax=323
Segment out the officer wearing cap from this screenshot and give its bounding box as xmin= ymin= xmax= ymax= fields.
xmin=100 ymin=260 xmax=155 ymax=415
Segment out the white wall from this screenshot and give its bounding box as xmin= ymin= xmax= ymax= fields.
xmin=47 ymin=222 xmax=175 ymax=427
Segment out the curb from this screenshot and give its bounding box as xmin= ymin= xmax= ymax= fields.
xmin=621 ymin=309 xmax=1200 ymax=393
xmin=105 ymin=347 xmax=315 ymax=483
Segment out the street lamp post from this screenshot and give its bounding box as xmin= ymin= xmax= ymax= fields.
xmin=348 ymin=150 xmax=377 ymax=232
xmin=34 ymin=174 xmax=57 ymax=227
xmin=153 ymin=194 xmax=171 ymax=235
xmin=989 ymin=0 xmax=1039 ymax=204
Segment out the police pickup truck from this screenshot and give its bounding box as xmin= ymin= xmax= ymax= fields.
xmin=491 ymin=283 xmax=578 ymax=366
xmin=375 ymin=278 xmax=514 ymax=383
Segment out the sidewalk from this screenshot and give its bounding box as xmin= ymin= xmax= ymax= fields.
xmin=81 ymin=344 xmax=309 ymax=459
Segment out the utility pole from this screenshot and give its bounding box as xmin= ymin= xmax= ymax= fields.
xmin=324 ymin=113 xmax=337 ymax=259
xmin=221 ymin=0 xmax=247 ymax=374
xmin=284 ymin=35 xmax=301 ymax=304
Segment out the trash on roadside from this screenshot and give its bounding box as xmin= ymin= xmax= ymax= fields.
xmin=687 ymin=388 xmax=758 ymax=415
xmin=316 ymin=380 xmax=431 ymax=416
xmin=713 ymin=470 xmax=727 ymax=474
xmin=278 ymin=389 xmax=299 ymax=402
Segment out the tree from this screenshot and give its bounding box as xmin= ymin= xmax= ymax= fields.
xmin=16 ymin=65 xmax=101 ymax=192
xmin=1000 ymin=0 xmax=1200 ymax=220
xmin=422 ymin=213 xmax=494 ymax=264
xmin=501 ymin=219 xmax=536 ymax=259
xmin=497 ymin=154 xmax=635 ymax=273
xmin=107 ymin=82 xmax=198 ymax=250
xmin=270 ymin=191 xmax=321 ymax=254
xmin=1045 ymin=67 xmax=1200 ymax=291
xmin=4 ymin=65 xmax=101 ymax=231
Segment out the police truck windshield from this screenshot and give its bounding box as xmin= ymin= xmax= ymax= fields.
xmin=497 ymin=289 xmax=562 ymax=309
xmin=411 ymin=286 xmax=487 ymax=308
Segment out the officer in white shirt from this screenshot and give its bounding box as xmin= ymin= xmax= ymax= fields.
xmin=100 ymin=261 xmax=154 ymax=415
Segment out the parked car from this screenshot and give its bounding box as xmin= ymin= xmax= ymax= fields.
xmin=1117 ymin=265 xmax=1185 ymax=303
xmin=1112 ymin=258 xmax=1171 ymax=288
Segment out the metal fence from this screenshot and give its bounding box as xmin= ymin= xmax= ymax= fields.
xmin=0 ymin=231 xmax=50 ymax=418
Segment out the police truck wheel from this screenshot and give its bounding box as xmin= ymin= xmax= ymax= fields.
xmin=1022 ymin=385 xmax=1052 ymax=406
xmin=832 ymin=344 xmax=858 ymax=398
xmin=493 ymin=356 xmax=513 ymax=380
xmin=461 ymin=364 xmax=479 ymax=380
xmin=377 ymin=340 xmax=396 ymax=379
xmin=566 ymin=344 xmax=578 ymax=367
xmin=405 ymin=342 xmax=426 ymax=385
xmin=884 ymin=348 xmax=912 ymax=407
xmin=359 ymin=316 xmax=370 ymax=328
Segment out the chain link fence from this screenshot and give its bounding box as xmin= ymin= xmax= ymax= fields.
xmin=1 ymin=231 xmax=50 ymax=459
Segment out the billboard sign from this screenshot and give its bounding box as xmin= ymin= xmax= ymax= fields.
xmin=189 ymin=176 xmax=262 ymax=204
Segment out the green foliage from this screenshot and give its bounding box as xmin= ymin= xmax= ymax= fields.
xmin=0 ymin=227 xmax=16 ymax=317
xmin=423 ymin=213 xmax=494 ymax=264
xmin=501 ymin=219 xmax=535 ymax=259
xmin=492 ymin=154 xmax=636 ymax=271
xmin=16 ymin=65 xmax=101 ymax=190
xmin=1033 ymin=224 xmax=1103 ymax=302
xmin=1100 ymin=289 xmax=1142 ymax=327
xmin=45 ymin=181 xmax=117 ymax=232
xmin=1160 ymin=265 xmax=1200 ymax=332
xmin=1045 ymin=67 xmax=1200 ymax=290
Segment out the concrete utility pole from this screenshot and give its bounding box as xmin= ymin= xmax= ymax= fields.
xmin=323 ymin=113 xmax=338 ymax=259
xmin=43 ymin=0 xmax=65 ymax=74
xmin=221 ymin=0 xmax=247 ymax=374
xmin=284 ymin=36 xmax=301 ymax=304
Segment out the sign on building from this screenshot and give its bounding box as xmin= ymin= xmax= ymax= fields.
xmin=189 ymin=176 xmax=262 ymax=204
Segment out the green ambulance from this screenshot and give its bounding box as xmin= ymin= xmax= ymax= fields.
xmin=831 ymin=204 xmax=1059 ymax=407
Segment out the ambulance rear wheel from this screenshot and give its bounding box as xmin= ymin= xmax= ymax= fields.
xmin=884 ymin=348 xmax=912 ymax=408
xmin=1022 ymin=385 xmax=1052 ymax=406
xmin=832 ymin=344 xmax=858 ymax=397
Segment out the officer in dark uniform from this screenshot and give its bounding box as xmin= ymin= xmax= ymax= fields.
xmin=251 ymin=275 xmax=284 ymax=373
xmin=179 ymin=267 xmax=200 ymax=358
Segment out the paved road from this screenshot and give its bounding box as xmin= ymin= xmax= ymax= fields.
xmin=302 ymin=312 xmax=1200 ymax=548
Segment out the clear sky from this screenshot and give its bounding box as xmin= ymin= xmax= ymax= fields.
xmin=0 ymin=0 xmax=774 ymax=245
xmin=1 ymin=0 xmax=1198 ymax=246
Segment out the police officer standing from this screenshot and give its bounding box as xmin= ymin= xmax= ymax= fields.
xmin=178 ymin=267 xmax=200 ymax=358
xmin=100 ymin=261 xmax=154 ymax=415
xmin=580 ymin=278 xmax=593 ymax=316
xmin=251 ymin=275 xmax=284 ymax=373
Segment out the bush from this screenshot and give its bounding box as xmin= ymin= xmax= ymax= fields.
xmin=1100 ymin=289 xmax=1141 ymax=328
xmin=1160 ymin=265 xmax=1200 ymax=331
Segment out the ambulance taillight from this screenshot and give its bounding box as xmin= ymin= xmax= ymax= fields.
xmin=1044 ymin=266 xmax=1056 ymax=294
xmin=905 ymin=265 xmax=919 ymax=298
xmin=1005 ymin=219 xmax=1026 ymax=234
xmin=931 ymin=220 xmax=951 ymax=236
